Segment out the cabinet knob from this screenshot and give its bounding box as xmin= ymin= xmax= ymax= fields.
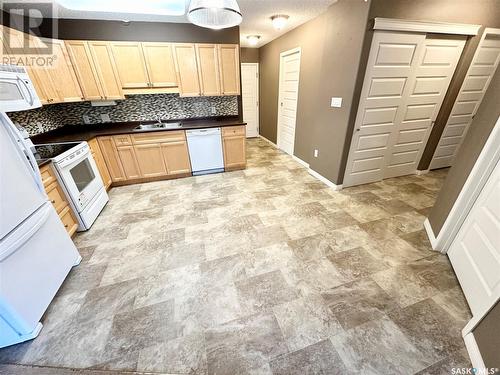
xmin=51 ymin=199 xmax=56 ymax=203
xmin=64 ymin=224 xmax=69 ymax=228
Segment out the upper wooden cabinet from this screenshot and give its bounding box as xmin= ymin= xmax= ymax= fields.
xmin=110 ymin=42 xmax=150 ymax=88
xmin=65 ymin=40 xmax=103 ymax=101
xmin=196 ymin=44 xmax=221 ymax=96
xmin=172 ymin=43 xmax=201 ymax=97
xmin=43 ymin=38 xmax=84 ymax=103
xmin=218 ymin=44 xmax=240 ymax=95
xmin=142 ymin=43 xmax=177 ymax=88
xmin=87 ymin=41 xmax=124 ymax=101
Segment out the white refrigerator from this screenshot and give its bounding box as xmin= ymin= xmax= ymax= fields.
xmin=0 ymin=68 xmax=81 ymax=348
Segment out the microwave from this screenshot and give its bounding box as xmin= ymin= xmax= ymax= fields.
xmin=0 ymin=65 xmax=41 ymax=112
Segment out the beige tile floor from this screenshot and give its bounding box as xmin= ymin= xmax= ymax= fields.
xmin=0 ymin=138 xmax=473 ymax=375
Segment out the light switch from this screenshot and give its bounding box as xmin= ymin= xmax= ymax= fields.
xmin=330 ymin=97 xmax=342 ymax=108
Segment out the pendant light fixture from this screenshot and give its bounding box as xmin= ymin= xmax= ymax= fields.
xmin=188 ymin=0 xmax=242 ymax=30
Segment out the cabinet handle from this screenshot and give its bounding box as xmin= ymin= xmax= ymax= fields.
xmin=51 ymin=199 xmax=56 ymax=203
xmin=64 ymin=224 xmax=69 ymax=228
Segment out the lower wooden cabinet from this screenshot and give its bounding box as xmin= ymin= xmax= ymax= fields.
xmin=222 ymin=126 xmax=246 ymax=171
xmin=88 ymin=138 xmax=112 ymax=190
xmin=39 ymin=164 xmax=78 ymax=237
xmin=97 ymin=130 xmax=192 ymax=185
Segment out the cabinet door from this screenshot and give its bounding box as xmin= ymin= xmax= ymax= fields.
xmin=97 ymin=136 xmax=126 ymax=182
xmin=45 ymin=38 xmax=84 ymax=102
xmin=223 ymin=136 xmax=246 ymax=170
xmin=161 ymin=141 xmax=191 ymax=175
xmin=172 ymin=43 xmax=201 ymax=97
xmin=196 ymin=44 xmax=221 ymax=96
xmin=65 ymin=41 xmax=104 ymax=101
xmin=218 ymin=44 xmax=240 ymax=95
xmin=88 ymin=42 xmax=124 ymax=100
xmin=142 ymin=43 xmax=177 ymax=88
xmin=88 ymin=138 xmax=112 ymax=189
xmin=134 ymin=143 xmax=168 ymax=178
xmin=110 ymin=42 xmax=150 ymax=88
xmin=116 ymin=145 xmax=141 ymax=180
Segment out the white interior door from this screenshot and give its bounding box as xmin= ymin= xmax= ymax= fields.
xmin=385 ymin=35 xmax=466 ymax=178
xmin=431 ymin=29 xmax=500 ymax=170
xmin=344 ymin=31 xmax=465 ymax=187
xmin=277 ymin=48 xmax=301 ymax=155
xmin=448 ymin=157 xmax=500 ymax=317
xmin=241 ymin=63 xmax=259 ymax=138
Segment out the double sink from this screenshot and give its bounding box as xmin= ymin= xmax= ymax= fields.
xmin=133 ymin=122 xmax=182 ymax=131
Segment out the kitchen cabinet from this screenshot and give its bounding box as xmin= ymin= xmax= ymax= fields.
xmin=65 ymin=40 xmax=104 ymax=101
xmin=218 ymin=44 xmax=240 ymax=95
xmin=173 ymin=43 xmax=201 ymax=97
xmin=87 ymin=41 xmax=124 ymax=100
xmin=134 ymin=144 xmax=168 ymax=178
xmin=42 ymin=38 xmax=84 ymax=103
xmin=222 ymin=126 xmax=246 ymax=170
xmin=161 ymin=141 xmax=192 ymax=175
xmin=110 ymin=41 xmax=150 ymax=89
xmin=97 ymin=136 xmax=126 ymax=182
xmin=88 ymin=138 xmax=112 ymax=189
xmin=115 ymin=144 xmax=142 ymax=180
xmin=39 ymin=164 xmax=78 ymax=237
xmin=196 ymin=44 xmax=221 ymax=96
xmin=142 ymin=43 xmax=177 ymax=88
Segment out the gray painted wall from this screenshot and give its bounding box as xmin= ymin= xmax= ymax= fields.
xmin=241 ymin=48 xmax=259 ymax=63
xmin=473 ymin=301 xmax=500 ymax=369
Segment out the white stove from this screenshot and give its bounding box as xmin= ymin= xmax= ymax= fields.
xmin=34 ymin=141 xmax=109 ymax=231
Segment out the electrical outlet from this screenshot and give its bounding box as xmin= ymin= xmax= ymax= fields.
xmin=330 ymin=97 xmax=342 ymax=108
xmin=83 ymin=115 xmax=91 ymax=124
xmin=211 ymin=106 xmax=216 ymax=115
xmin=100 ymin=113 xmax=111 ymax=122
xmin=314 ymin=149 xmax=319 ymax=158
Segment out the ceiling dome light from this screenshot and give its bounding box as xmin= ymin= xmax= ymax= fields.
xmin=271 ymin=14 xmax=289 ymax=30
xmin=188 ymin=0 xmax=242 ymax=30
xmin=246 ymin=35 xmax=260 ymax=46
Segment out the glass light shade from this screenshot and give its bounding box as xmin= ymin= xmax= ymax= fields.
xmin=188 ymin=0 xmax=242 ymax=29
xmin=246 ymin=35 xmax=260 ymax=46
xmin=271 ymin=15 xmax=289 ymax=30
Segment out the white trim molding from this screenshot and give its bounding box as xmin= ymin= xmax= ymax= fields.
xmin=415 ymin=169 xmax=429 ymax=176
xmin=428 ymin=116 xmax=500 ymax=253
xmin=308 ymin=169 xmax=343 ymax=191
xmin=292 ymin=155 xmax=309 ymax=168
xmin=423 ymin=219 xmax=438 ymax=249
xmin=374 ymin=18 xmax=481 ymax=36
xmin=259 ymin=135 xmax=278 ymax=148
xmin=463 ymin=333 xmax=486 ymax=371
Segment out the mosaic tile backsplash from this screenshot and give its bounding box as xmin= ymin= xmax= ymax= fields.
xmin=8 ymin=93 xmax=239 ymax=136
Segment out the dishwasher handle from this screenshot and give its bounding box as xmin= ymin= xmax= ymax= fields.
xmin=186 ymin=128 xmax=221 ymax=137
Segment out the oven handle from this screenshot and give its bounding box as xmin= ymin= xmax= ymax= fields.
xmin=56 ymin=147 xmax=91 ymax=169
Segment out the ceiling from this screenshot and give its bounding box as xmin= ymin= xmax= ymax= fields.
xmin=3 ymin=0 xmax=338 ymax=48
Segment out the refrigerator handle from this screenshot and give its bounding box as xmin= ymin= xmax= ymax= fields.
xmin=4 ymin=118 xmax=45 ymax=194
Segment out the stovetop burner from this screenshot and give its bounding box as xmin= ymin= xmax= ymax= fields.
xmin=33 ymin=142 xmax=82 ymax=161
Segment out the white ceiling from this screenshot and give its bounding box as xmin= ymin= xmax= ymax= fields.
xmin=3 ymin=0 xmax=338 ymax=48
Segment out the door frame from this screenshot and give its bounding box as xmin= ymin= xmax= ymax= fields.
xmin=277 ymin=47 xmax=301 ymax=155
xmin=424 ymin=116 xmax=500 ymax=253
xmin=241 ymin=62 xmax=260 ymax=138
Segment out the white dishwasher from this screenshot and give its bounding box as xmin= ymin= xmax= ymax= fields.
xmin=186 ymin=128 xmax=225 ymax=176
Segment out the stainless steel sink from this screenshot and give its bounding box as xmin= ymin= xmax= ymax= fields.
xmin=133 ymin=122 xmax=182 ymax=131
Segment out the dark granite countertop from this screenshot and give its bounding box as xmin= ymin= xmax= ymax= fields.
xmin=31 ymin=116 xmax=246 ymax=144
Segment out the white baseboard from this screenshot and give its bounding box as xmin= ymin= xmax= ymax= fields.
xmin=416 ymin=169 xmax=430 ymax=176
xmin=259 ymin=135 xmax=278 ymax=148
xmin=292 ymin=155 xmax=309 ymax=168
xmin=463 ymin=333 xmax=486 ymax=371
xmin=308 ymin=168 xmax=343 ymax=191
xmin=258 ymin=136 xmax=342 ymax=191
xmin=423 ymin=218 xmax=439 ymax=251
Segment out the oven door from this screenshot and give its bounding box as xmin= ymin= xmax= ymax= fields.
xmin=56 ymin=150 xmax=104 ymax=212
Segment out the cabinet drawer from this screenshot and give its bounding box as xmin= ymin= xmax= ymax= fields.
xmin=39 ymin=164 xmax=56 ymax=187
xmin=59 ymin=205 xmax=78 ymax=237
xmin=222 ymin=126 xmax=246 ymax=137
xmin=113 ymin=134 xmax=133 ymax=146
xmin=131 ymin=130 xmax=186 ymax=144
xmin=46 ymin=181 xmax=68 ymax=213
